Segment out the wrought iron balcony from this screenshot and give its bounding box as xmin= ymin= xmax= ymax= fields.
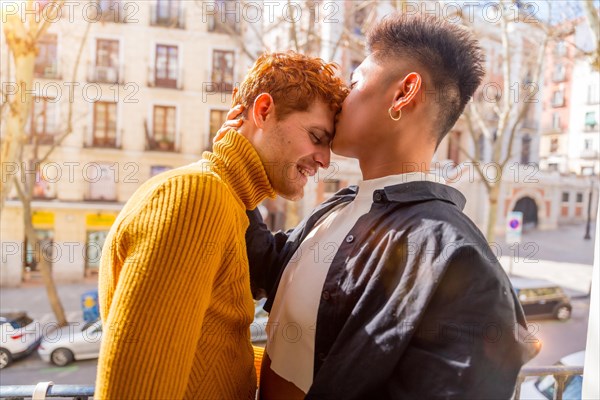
xmin=0 ymin=364 xmax=585 ymax=400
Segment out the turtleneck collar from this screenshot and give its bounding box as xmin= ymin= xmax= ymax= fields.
xmin=203 ymin=130 xmax=276 ymax=210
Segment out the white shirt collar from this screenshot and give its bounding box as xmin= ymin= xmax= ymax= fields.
xmin=356 ymin=172 xmax=446 ymax=199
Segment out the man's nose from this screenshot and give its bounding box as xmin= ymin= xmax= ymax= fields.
xmin=314 ymin=148 xmax=331 ymax=170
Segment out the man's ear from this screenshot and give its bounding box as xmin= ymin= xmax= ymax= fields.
xmin=391 ymin=72 xmax=422 ymax=112
xmin=252 ymin=93 xmax=275 ymax=129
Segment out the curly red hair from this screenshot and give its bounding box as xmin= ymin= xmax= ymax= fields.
xmin=232 ymin=51 xmax=348 ymax=120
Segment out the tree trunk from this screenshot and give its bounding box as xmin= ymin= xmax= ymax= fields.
xmin=16 ymin=171 xmax=68 ymax=327
xmin=486 ymin=184 xmax=501 ymax=244
xmin=0 ymin=53 xmax=35 ymax=212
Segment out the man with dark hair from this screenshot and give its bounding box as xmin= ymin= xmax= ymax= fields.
xmin=222 ymin=14 xmax=537 ymax=400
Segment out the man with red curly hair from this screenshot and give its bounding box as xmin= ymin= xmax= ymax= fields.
xmin=95 ymin=52 xmax=347 ymax=399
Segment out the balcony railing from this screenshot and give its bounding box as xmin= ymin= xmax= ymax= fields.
xmin=0 ymin=383 xmax=94 ymax=399
xmin=513 ymin=365 xmax=583 ymax=400
xmin=147 ymin=66 xmax=184 ymax=90
xmin=91 ymin=136 xmax=118 ymax=148
xmin=0 ymin=365 xmax=584 ymax=400
xmin=580 ymin=149 xmax=599 ymax=159
xmin=88 ymin=65 xmax=123 ymax=84
xmin=584 ymin=124 xmax=598 ymax=132
xmin=34 ymin=64 xmax=60 ymax=79
xmin=144 ymin=120 xmax=177 ymax=152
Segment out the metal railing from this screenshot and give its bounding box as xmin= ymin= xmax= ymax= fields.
xmin=0 ymin=365 xmax=584 ymax=400
xmin=0 ymin=382 xmax=94 ymax=400
xmin=513 ymin=365 xmax=584 ymax=400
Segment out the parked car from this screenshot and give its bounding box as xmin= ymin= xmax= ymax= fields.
xmin=38 ymin=319 xmax=102 ymax=366
xmin=520 ymin=351 xmax=584 ymax=399
xmin=510 ymin=277 xmax=572 ymax=321
xmin=251 ymin=299 xmax=268 ymax=343
xmin=0 ymin=312 xmax=42 ymax=369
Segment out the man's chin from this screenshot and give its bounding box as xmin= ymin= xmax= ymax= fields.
xmin=277 ymin=187 xmax=304 ymax=202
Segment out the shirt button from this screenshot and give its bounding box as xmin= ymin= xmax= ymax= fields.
xmin=322 ymin=290 xmax=331 ymax=300
xmin=345 ymin=235 xmax=354 ymax=243
xmin=374 ymin=192 xmax=382 ymax=201
xmin=318 ymin=352 xmax=326 ymax=361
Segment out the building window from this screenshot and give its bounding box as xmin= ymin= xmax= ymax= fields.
xmin=588 ymin=84 xmax=600 ymax=104
xmin=323 ymin=179 xmax=341 ymax=194
xmin=151 ymin=105 xmax=176 ymax=151
xmin=151 ymin=0 xmax=184 ymax=28
xmin=585 ymin=111 xmax=597 ymax=131
xmin=87 ymin=163 xmax=117 ymax=201
xmin=209 ymin=109 xmax=228 ymax=140
xmin=33 ymin=166 xmax=57 ymax=199
xmin=548 ymin=163 xmax=559 ymax=172
xmin=561 ymin=192 xmax=569 ymax=202
xmin=584 ymin=138 xmax=594 ymax=150
xmin=85 ymin=231 xmax=109 ymax=275
xmin=96 ymin=0 xmax=126 ymax=23
xmin=91 ymin=39 xmax=120 ymax=83
xmin=550 ymin=137 xmax=559 ymax=153
xmin=521 ymin=135 xmax=531 ymax=164
xmin=447 ymin=130 xmax=461 ymax=165
xmin=552 ymin=90 xmax=565 ymax=107
xmin=576 ymin=193 xmax=583 ymax=203
xmin=208 ymin=0 xmax=240 ymax=33
xmin=582 ymin=166 xmax=595 ymax=176
xmin=211 ymin=50 xmax=234 ymax=92
xmin=34 ymin=33 xmax=58 ymax=78
xmin=554 ymin=40 xmax=567 ymax=56
xmin=30 ymin=97 xmax=57 ymax=144
xmin=155 ymin=44 xmax=179 ymax=88
xmin=24 ymin=229 xmax=54 ymax=274
xmin=552 ymin=63 xmax=565 ymax=82
xmin=552 ymin=112 xmax=561 ymax=130
xmin=352 ymin=4 xmax=368 ymax=35
xmin=93 ymin=101 xmax=117 ymax=147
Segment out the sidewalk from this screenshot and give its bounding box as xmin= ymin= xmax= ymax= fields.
xmin=499 ymin=257 xmax=592 ymax=296
xmin=0 ymin=282 xmax=98 ymax=322
xmin=495 ymin=222 xmax=596 ymax=296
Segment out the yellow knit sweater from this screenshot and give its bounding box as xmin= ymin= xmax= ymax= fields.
xmin=96 ymin=131 xmax=275 ymax=399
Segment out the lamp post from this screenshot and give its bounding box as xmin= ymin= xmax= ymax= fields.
xmin=584 ymin=175 xmax=595 ymax=240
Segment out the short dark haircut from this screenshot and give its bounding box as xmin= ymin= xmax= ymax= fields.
xmin=367 ymin=14 xmax=485 ymax=146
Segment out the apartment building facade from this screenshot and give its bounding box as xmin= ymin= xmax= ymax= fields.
xmin=1 ymin=0 xmax=253 ymax=285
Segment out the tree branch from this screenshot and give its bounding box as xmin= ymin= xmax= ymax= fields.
xmin=34 ymin=0 xmax=65 ymax=42
xmin=39 ymin=21 xmax=91 ymax=163
xmin=469 ymin=102 xmax=493 ymax=140
xmin=456 ymin=143 xmax=492 ymax=192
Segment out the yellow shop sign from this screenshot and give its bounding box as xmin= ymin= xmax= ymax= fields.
xmin=86 ymin=214 xmax=116 ymax=228
xmin=32 ymin=211 xmax=55 ymax=227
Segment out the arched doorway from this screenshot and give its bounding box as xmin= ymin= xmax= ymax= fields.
xmin=513 ymin=197 xmax=538 ymax=230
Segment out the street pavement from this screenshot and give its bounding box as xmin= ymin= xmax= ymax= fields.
xmin=496 ymin=222 xmax=595 ymax=295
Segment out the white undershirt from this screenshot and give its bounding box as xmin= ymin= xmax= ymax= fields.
xmin=266 ymin=172 xmax=446 ymax=393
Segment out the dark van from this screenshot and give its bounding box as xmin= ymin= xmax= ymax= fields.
xmin=510 ymin=277 xmax=572 ymax=321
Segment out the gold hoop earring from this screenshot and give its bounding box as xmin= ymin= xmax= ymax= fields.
xmin=388 ymin=106 xmax=402 ymax=121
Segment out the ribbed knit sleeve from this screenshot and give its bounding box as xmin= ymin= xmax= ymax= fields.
xmin=96 ymin=174 xmax=233 ymax=399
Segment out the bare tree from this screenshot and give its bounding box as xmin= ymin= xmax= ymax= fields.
xmin=1 ymin=0 xmax=90 ymax=326
xmin=442 ymin=1 xmax=580 ymax=243
xmin=582 ymin=0 xmax=600 ymax=70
